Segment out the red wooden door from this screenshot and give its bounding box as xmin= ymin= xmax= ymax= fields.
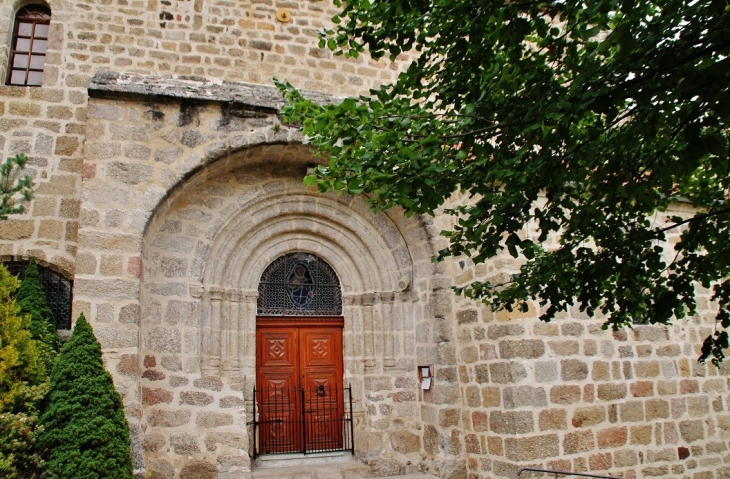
xmin=300 ymin=326 xmax=343 ymax=452
xmin=256 ymin=327 xmax=301 ymax=453
xmin=256 ymin=320 xmax=343 ymax=454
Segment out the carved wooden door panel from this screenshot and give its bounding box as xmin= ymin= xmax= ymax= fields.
xmin=256 ymin=327 xmax=301 ymax=453
xmin=300 ymin=327 xmax=343 ymax=452
xmin=256 ymin=321 xmax=343 ymax=454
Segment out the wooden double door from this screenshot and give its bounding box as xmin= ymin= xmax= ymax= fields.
xmin=256 ymin=319 xmax=344 ymax=454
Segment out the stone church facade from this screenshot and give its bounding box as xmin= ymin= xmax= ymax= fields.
xmin=0 ymin=1 xmax=729 ymax=479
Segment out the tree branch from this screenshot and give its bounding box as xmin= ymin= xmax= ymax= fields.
xmin=658 ymin=205 xmax=730 ymax=233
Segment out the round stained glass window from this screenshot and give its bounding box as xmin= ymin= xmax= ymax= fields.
xmin=257 ymin=253 xmax=342 ymax=316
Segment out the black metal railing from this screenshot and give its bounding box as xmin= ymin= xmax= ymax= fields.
xmin=252 ymin=384 xmax=354 ymax=458
xmin=518 ymin=468 xmax=622 ymax=479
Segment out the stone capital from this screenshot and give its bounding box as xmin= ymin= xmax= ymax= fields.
xmin=242 ymin=290 xmax=259 ymax=303
xmin=379 ymin=292 xmax=395 ymax=303
xmin=189 ymin=284 xmax=204 ymax=299
xmin=226 ymin=288 xmax=242 ymax=302
xmin=361 ymin=293 xmax=377 ymax=307
xmin=399 ymin=291 xmax=418 ymax=303
xmin=343 ymin=293 xmax=360 ymax=306
xmin=208 ymin=286 xmax=225 ymax=300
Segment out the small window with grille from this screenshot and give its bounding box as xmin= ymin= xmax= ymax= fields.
xmin=5 ymin=260 xmax=73 ymax=330
xmin=257 ymin=252 xmax=342 ymax=317
xmin=7 ymin=5 xmax=51 ymax=86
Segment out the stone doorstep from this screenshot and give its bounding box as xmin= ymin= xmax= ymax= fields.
xmin=252 ymin=458 xmax=367 ymax=479
xmin=252 ymin=455 xmax=437 ymax=479
xmin=254 ymin=451 xmax=359 ymax=469
xmin=253 ymin=466 xmax=435 ymax=479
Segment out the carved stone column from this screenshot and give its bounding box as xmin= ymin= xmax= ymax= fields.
xmin=206 ymin=286 xmax=224 ymax=374
xmin=401 ymin=291 xmax=417 ymax=357
xmin=380 ymin=292 xmax=395 ymax=367
xmin=361 ymin=292 xmax=376 ymax=369
xmin=241 ymin=290 xmax=258 ymax=378
xmin=222 ymin=288 xmax=241 ymax=376
xmin=343 ymin=293 xmax=360 ymax=362
xmin=342 ymin=294 xmax=363 ymax=380
xmin=190 ymin=284 xmax=205 ymax=372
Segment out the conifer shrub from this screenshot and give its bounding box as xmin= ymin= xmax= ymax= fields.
xmin=37 ymin=314 xmax=133 ymax=479
xmin=0 ymin=383 xmax=48 ymax=478
xmin=0 ymin=263 xmax=47 ymax=478
xmin=16 ymin=258 xmax=59 ymax=365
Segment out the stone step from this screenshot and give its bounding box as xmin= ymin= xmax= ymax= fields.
xmin=253 ymin=468 xmax=436 ymax=479
xmin=251 ymin=455 xmax=437 ymax=479
xmin=254 ymin=452 xmax=361 ymax=469
xmin=252 ymin=460 xmax=366 ymax=479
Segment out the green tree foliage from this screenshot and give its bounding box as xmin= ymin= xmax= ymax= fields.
xmin=0 ymin=155 xmax=37 ymax=477
xmin=0 ymin=265 xmax=45 ymax=411
xmin=0 ymin=384 xmax=48 ymax=479
xmin=278 ymin=0 xmax=730 ymax=364
xmin=0 ymin=153 xmax=33 ymax=220
xmin=37 ymin=314 xmax=133 ymax=479
xmin=0 ymin=263 xmax=47 ymax=478
xmin=17 ymin=259 xmax=59 ymax=368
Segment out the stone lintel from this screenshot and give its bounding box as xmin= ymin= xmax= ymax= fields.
xmin=88 ymin=71 xmax=342 ymax=111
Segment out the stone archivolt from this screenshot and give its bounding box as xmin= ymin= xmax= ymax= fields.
xmin=140 ymin=154 xmax=433 ymax=476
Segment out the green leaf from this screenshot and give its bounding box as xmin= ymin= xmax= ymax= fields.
xmin=341 ymin=98 xmax=357 ymax=112
xmin=303 ymin=174 xmax=318 ymax=187
xmin=277 ymin=0 xmax=730 ymax=362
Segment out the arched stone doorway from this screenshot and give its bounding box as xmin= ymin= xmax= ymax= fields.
xmin=254 ymin=252 xmax=346 ymax=455
xmin=138 ymin=147 xmax=438 ymax=476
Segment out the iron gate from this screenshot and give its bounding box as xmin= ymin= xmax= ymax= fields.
xmin=252 ymin=384 xmax=354 ymax=458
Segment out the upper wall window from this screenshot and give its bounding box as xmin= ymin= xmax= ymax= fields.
xmin=7 ymin=5 xmax=51 ymax=86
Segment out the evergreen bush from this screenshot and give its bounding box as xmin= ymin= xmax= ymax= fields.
xmin=37 ymin=314 xmax=133 ymax=479
xmin=0 ymin=383 xmax=48 ymax=479
xmin=0 ymin=263 xmax=47 ymax=478
xmin=16 ymin=258 xmax=59 ymax=365
xmin=0 ymin=153 xmax=33 ymax=220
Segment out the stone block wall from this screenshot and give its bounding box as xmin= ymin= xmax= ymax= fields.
xmin=0 ymin=0 xmax=407 ymax=279
xmin=446 ymin=202 xmax=730 ymax=479
xmin=1 ymin=0 xmax=404 ymax=92
xmin=0 ymin=84 xmax=84 ymax=272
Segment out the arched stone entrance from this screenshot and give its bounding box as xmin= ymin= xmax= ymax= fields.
xmin=138 ymin=146 xmax=437 ymax=477
xmin=254 ymin=252 xmax=345 ymax=455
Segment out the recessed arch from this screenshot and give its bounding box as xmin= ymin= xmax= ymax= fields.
xmin=228 ymin=232 xmax=370 ymax=294
xmin=205 ymin=198 xmax=406 ymax=293
xmin=138 ymin=141 xmax=436 ymax=473
xmin=146 ymin=146 xmax=417 ymax=294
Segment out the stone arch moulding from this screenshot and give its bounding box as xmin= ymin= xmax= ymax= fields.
xmin=193 ymin=188 xmax=416 ymax=378
xmin=0 ymin=254 xmax=74 ymax=280
xmin=142 ymin=142 xmax=431 ymax=382
xmin=9 ymin=0 xmax=53 ymax=13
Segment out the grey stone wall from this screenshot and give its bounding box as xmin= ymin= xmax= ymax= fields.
xmin=443 ymin=200 xmax=730 ymax=479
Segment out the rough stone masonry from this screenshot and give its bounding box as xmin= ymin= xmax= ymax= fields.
xmin=0 ymin=0 xmax=728 ymax=478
